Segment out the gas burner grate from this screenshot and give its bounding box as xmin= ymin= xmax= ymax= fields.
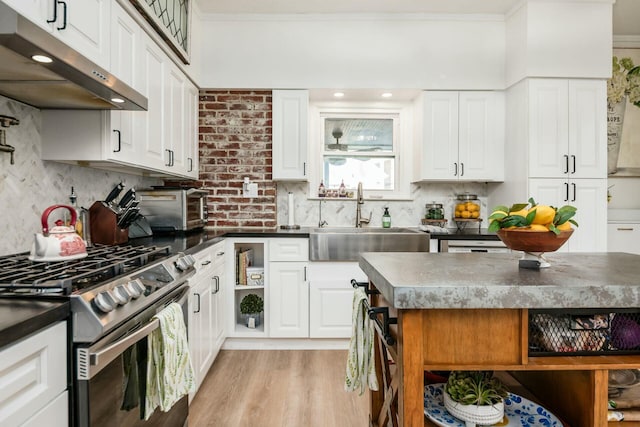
xmin=0 ymin=244 xmax=171 ymax=294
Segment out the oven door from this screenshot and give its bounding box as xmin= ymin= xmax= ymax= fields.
xmin=74 ymin=284 xmax=190 ymax=427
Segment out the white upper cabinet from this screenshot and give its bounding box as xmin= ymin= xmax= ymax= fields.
xmin=3 ymin=0 xmax=110 ymax=69
xmin=185 ymin=83 xmax=200 ymax=178
xmin=110 ymin=2 xmax=139 ymax=90
xmin=528 ymin=79 xmax=606 ymax=179
xmin=272 ymin=90 xmax=309 ymax=181
xmin=418 ymin=91 xmax=504 ymax=182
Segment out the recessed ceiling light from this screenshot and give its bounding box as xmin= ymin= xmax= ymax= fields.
xmin=111 ymin=98 xmax=125 ymax=104
xmin=32 ymin=54 xmax=53 ymax=63
xmin=381 ymin=92 xmax=393 ymax=98
xmin=333 ymin=92 xmax=345 ymax=98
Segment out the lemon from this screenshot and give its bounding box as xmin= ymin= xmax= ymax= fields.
xmin=461 ymin=210 xmax=471 ymax=218
xmin=509 ymin=208 xmax=528 ymax=217
xmin=556 ymin=221 xmax=572 ymax=231
xmin=530 ymin=205 xmax=556 ymax=225
xmin=471 ymin=211 xmax=480 ymax=219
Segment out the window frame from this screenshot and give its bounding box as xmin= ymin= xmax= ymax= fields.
xmin=308 ymin=103 xmax=413 ymax=200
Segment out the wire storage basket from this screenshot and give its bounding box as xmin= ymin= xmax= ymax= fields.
xmin=528 ymin=309 xmax=640 ymax=356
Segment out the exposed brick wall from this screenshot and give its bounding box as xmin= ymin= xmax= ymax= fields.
xmin=197 ymin=90 xmax=276 ymax=228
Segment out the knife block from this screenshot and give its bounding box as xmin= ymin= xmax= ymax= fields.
xmin=89 ymin=202 xmax=128 ymax=245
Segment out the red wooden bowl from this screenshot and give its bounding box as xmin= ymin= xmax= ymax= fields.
xmin=497 ymin=229 xmax=573 ymax=252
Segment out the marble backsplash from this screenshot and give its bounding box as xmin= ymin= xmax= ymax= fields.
xmin=276 ymin=182 xmax=491 ymax=229
xmin=0 ymin=97 xmax=160 ymax=256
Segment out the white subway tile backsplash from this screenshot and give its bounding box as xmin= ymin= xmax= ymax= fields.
xmin=276 ymin=181 xmax=490 ymax=229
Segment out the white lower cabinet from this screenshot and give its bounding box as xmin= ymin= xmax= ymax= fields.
xmin=309 ymin=262 xmax=367 ymax=338
xmin=211 ymin=245 xmax=227 ymax=356
xmin=189 ymin=271 xmax=214 ymax=399
xmin=268 ymin=239 xmax=309 ymax=338
xmin=269 ymin=262 xmax=308 ymax=337
xmin=608 ymin=223 xmax=640 ymax=254
xmin=188 ymin=241 xmax=226 ymax=400
xmin=21 ymin=391 xmax=69 ymax=427
xmin=0 ymin=322 xmax=68 ymax=426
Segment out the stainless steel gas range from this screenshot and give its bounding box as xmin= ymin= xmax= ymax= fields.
xmin=0 ymin=244 xmax=196 ymax=427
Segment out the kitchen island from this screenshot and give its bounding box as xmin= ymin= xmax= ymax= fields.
xmin=358 ymin=252 xmax=640 ymax=427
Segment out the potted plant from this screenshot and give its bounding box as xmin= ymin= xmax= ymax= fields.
xmin=443 ymin=371 xmax=508 ymax=427
xmin=240 ymin=293 xmax=264 ymax=328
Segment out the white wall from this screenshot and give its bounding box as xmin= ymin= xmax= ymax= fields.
xmin=0 ymin=96 xmax=160 ymax=256
xmin=198 ymin=14 xmax=506 ymax=90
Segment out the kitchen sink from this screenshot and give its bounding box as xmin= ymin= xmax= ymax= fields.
xmin=309 ymin=227 xmax=429 ymax=261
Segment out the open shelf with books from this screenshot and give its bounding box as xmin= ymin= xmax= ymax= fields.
xmin=230 ymin=240 xmax=267 ymax=337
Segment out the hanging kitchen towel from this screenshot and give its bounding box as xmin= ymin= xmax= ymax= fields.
xmin=120 ymin=344 xmax=140 ymax=411
xmin=144 ymin=303 xmax=195 ymax=420
xmin=344 ymin=287 xmax=379 ymax=395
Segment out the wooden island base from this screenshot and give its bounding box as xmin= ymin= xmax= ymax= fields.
xmin=366 ymin=283 xmax=640 ymax=427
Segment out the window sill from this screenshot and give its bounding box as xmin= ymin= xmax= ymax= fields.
xmin=308 ymin=195 xmax=413 ymax=202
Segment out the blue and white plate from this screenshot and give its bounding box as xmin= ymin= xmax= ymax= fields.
xmin=424 ymin=383 xmax=562 ymax=426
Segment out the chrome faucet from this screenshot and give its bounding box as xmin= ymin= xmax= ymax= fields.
xmin=355 ymin=182 xmax=371 ymax=228
xmin=318 ymin=200 xmax=328 ymax=228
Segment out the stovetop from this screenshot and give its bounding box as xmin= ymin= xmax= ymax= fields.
xmin=0 ymin=244 xmax=171 ymax=295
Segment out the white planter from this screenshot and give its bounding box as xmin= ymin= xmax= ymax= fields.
xmin=443 ymin=391 xmax=504 ymax=427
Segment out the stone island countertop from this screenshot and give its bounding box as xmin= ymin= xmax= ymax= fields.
xmin=359 ymin=252 xmax=640 ymax=309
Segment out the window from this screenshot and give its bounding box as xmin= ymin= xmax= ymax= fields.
xmin=310 ymin=106 xmax=412 ymax=200
xmin=323 ymin=118 xmax=396 ymax=190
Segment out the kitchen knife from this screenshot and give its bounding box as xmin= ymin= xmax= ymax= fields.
xmin=118 ymin=188 xmax=136 ymax=209
xmin=105 ymin=182 xmax=124 ymax=204
xmin=121 ymin=207 xmax=141 ymax=229
xmin=119 ymin=200 xmax=139 ymax=220
xmin=117 ymin=208 xmax=137 ymax=229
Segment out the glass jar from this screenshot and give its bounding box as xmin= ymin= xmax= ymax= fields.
xmin=425 ymin=203 xmax=444 ymax=220
xmin=454 ymin=194 xmax=480 ymax=219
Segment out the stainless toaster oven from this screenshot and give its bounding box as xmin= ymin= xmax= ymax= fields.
xmin=138 ymin=188 xmax=208 ymax=232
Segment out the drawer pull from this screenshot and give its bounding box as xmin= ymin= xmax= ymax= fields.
xmin=617 ymin=227 xmax=634 ymax=231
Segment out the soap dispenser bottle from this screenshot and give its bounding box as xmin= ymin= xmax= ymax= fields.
xmin=382 ymin=207 xmax=391 ymax=228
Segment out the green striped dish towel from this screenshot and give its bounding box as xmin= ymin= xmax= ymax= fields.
xmin=144 ymin=302 xmax=195 ymax=420
xmin=344 ymin=287 xmax=379 ymax=395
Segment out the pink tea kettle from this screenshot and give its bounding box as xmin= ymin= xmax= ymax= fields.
xmin=29 ymin=205 xmax=88 ymax=262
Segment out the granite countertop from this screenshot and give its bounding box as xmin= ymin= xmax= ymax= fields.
xmin=0 ymin=298 xmax=70 ymax=349
xmin=129 ymin=227 xmax=312 ymax=254
xmin=359 ymin=252 xmax=640 ymax=310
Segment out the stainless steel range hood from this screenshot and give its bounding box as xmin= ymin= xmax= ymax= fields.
xmin=0 ymin=3 xmax=147 ymax=110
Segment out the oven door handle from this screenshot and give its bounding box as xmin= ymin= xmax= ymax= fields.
xmin=83 ymin=319 xmax=160 ymax=379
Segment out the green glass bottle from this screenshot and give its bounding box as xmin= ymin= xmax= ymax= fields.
xmin=382 ymin=207 xmax=391 ymax=228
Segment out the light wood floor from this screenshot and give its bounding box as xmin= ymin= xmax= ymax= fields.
xmin=189 ymin=350 xmax=369 ymax=427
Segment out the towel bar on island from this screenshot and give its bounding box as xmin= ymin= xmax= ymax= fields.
xmin=351 ymin=279 xmax=397 ymax=346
